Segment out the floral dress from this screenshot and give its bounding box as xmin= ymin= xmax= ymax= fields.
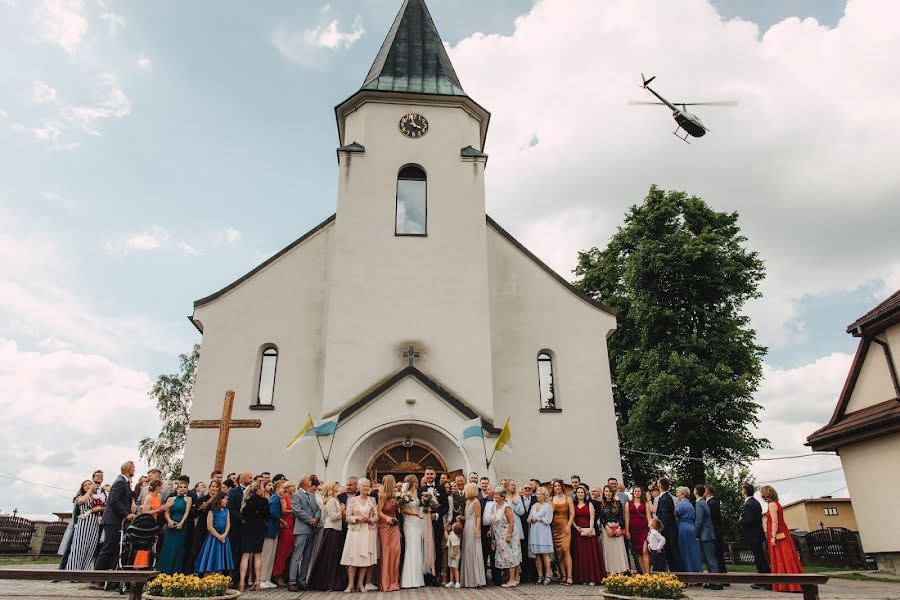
xmin=490 ymin=502 xmax=522 ymax=569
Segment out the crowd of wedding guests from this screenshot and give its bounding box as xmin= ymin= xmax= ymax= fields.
xmin=58 ymin=462 xmax=805 ymax=594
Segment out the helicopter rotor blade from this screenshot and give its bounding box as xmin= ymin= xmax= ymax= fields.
xmin=628 ymin=100 xmax=666 ymax=105
xmin=676 ymin=100 xmax=739 ymax=107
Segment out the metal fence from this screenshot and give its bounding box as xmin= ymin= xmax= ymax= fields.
xmin=726 ymin=527 xmax=868 ymax=570
xmin=40 ymin=522 xmax=68 ymax=555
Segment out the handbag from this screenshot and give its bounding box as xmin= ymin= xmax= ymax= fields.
xmin=775 ymin=532 xmax=785 ymax=541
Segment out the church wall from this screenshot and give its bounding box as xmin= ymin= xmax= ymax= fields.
xmin=182 ymin=224 xmax=333 ymax=481
xmin=845 ymin=332 xmax=897 ymax=415
xmin=486 ymin=226 xmax=621 ymax=487
xmin=322 ymin=100 xmax=495 ymax=419
xmin=839 ymin=434 xmax=900 ymax=554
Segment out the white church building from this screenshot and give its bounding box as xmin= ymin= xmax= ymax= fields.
xmin=182 ymin=0 xmax=621 ymax=486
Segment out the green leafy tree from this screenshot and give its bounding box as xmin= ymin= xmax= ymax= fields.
xmin=575 ymin=185 xmax=768 ymax=485
xmin=138 ymin=344 xmax=200 ymax=478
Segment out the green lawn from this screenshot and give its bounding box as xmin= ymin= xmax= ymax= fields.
xmin=0 ymin=556 xmax=60 ymax=566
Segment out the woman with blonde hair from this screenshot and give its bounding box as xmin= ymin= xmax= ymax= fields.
xmin=377 ymin=475 xmax=401 ymax=591
xmin=309 ymin=482 xmax=348 ymax=591
xmin=760 ymin=485 xmax=804 ymax=592
xmin=459 ymin=482 xmax=485 ymax=587
xmin=492 ymin=485 xmax=522 ymax=587
xmin=340 ymin=477 xmax=378 ymax=592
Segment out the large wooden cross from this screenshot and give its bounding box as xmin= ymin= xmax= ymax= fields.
xmin=189 ymin=390 xmax=261 ymax=473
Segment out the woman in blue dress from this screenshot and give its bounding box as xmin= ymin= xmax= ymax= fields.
xmin=527 ymin=486 xmax=554 ymax=585
xmin=195 ymin=493 xmax=234 ymax=575
xmin=674 ymin=486 xmax=702 ymax=572
xmin=158 ymin=480 xmax=193 ymax=574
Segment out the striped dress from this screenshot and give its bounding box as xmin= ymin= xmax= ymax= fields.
xmin=65 ymin=499 xmax=101 ymax=570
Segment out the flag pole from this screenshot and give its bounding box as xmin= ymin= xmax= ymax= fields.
xmin=480 ymin=427 xmax=489 ymax=471
xmin=325 ymin=426 xmax=337 ymax=467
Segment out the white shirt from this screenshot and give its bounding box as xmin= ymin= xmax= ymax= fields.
xmin=482 ymin=500 xmax=496 ymax=526
xmin=648 ymin=528 xmax=666 ymax=551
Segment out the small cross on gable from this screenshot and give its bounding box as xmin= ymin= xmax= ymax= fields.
xmin=402 ymin=344 xmax=421 ymax=368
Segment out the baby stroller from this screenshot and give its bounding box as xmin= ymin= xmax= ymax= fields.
xmin=111 ymin=513 xmax=161 ymax=594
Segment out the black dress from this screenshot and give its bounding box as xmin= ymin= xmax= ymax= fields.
xmin=240 ymin=494 xmax=270 ymax=554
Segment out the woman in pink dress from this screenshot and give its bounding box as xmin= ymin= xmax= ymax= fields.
xmin=377 ymin=475 xmax=401 ymax=591
xmin=760 ymin=485 xmax=804 ymax=593
xmin=626 ymin=485 xmax=651 ymax=574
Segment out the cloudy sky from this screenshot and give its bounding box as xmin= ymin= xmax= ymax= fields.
xmin=2 ymin=0 xmax=897 ymax=517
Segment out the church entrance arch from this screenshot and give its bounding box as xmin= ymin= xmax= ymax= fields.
xmin=367 ymin=441 xmax=447 ymax=484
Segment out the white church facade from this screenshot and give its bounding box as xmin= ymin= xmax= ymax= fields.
xmin=182 ymin=0 xmax=621 ymax=486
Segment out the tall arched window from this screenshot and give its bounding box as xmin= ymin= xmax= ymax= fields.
xmin=395 ymin=165 xmax=427 ymax=236
xmin=537 ymin=351 xmax=559 ymax=411
xmin=255 ymin=346 xmax=278 ymax=407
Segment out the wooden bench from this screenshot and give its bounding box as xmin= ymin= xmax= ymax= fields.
xmin=673 ymin=572 xmax=830 ymax=600
xmin=0 ymin=568 xmax=158 ymax=600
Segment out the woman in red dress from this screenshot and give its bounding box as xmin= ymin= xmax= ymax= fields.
xmin=760 ymin=485 xmax=804 ymax=592
xmin=571 ymin=487 xmax=606 ymax=584
xmin=272 ymin=482 xmax=296 ymax=586
xmin=626 ymin=485 xmax=651 ymax=575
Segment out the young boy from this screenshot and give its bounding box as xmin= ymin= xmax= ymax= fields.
xmin=647 ymin=517 xmax=667 ymax=572
xmin=445 ymin=521 xmax=463 ymax=588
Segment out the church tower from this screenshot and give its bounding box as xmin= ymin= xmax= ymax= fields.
xmin=321 ymin=0 xmax=495 ymax=419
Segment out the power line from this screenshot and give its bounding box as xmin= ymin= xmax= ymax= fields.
xmin=0 ymin=473 xmax=71 ymax=499
xmin=619 ymin=447 xmax=837 ymax=463
xmin=762 ymin=468 xmax=843 ymax=484
xmin=0 ymin=469 xmax=73 ymax=492
xmin=821 ymin=485 xmax=848 ymax=497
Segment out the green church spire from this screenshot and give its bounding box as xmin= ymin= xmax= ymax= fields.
xmin=362 ymin=0 xmax=466 ymax=97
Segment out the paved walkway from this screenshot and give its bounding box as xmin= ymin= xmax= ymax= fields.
xmin=0 ymin=580 xmax=898 ymax=600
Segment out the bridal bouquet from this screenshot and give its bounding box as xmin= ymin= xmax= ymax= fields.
xmin=397 ymin=490 xmax=415 ymax=508
xmin=420 ymin=491 xmax=439 ymax=511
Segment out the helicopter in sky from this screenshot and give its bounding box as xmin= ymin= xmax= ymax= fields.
xmin=631 ymin=74 xmax=738 ymax=142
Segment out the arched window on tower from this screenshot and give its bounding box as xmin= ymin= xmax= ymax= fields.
xmin=537 ymin=351 xmax=560 ymax=412
xmin=395 ymin=165 xmax=427 ymax=236
xmin=254 ymin=346 xmax=278 ymax=408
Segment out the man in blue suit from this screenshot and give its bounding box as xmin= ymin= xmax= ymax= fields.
xmin=227 ymin=472 xmax=252 ymax=584
xmin=694 ymin=485 xmax=723 ymax=590
xmin=288 ymin=475 xmax=320 ymax=591
xmin=655 ymin=478 xmax=682 ymax=571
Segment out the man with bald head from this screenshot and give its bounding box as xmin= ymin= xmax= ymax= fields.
xmin=288 ymin=475 xmax=320 ymax=591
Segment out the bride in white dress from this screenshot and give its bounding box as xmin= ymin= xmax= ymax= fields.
xmin=400 ymin=475 xmax=425 ymax=589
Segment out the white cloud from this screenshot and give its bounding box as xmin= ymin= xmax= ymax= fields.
xmin=136 ymin=54 xmax=152 ymax=70
xmin=125 ymin=226 xmax=169 ymax=251
xmin=105 ymin=226 xmax=209 ymax=257
xmin=0 ymin=216 xmax=189 ymax=357
xmin=0 ymin=338 xmax=156 ymax=516
xmin=32 ymin=0 xmax=88 ymax=54
xmin=32 ymin=80 xmax=58 ymax=104
xmin=748 ymin=353 xmax=853 ymax=502
xmin=272 ymin=14 xmax=365 ymax=66
xmin=98 ymin=9 xmax=124 ymax=35
xmin=215 ymin=226 xmax=242 ymax=245
xmin=448 ymin=0 xmax=900 ymax=352
xmin=59 ymin=72 xmax=130 ymax=136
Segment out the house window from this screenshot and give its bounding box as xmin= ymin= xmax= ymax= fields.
xmin=824 ymin=507 xmax=838 ymax=516
xmin=255 ymin=346 xmax=278 ymax=407
xmin=538 ymin=351 xmax=559 ymax=411
xmin=396 ymin=165 xmax=427 ymax=236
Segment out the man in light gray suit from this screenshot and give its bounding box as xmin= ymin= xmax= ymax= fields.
xmin=287 ymin=475 xmax=320 ymax=592
xmin=694 ymin=485 xmax=723 ymax=590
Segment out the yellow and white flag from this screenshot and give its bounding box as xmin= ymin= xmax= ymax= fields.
xmin=493 ymin=418 xmax=512 ymax=455
xmin=287 ymin=415 xmax=315 ymax=448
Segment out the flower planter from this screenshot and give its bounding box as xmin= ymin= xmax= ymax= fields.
xmin=143 ymin=590 xmax=241 ymax=600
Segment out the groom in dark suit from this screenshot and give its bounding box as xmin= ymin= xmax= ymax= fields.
xmin=422 ymin=468 xmax=448 ymax=586
xmin=739 ymin=483 xmax=770 ymax=589
xmin=93 ymin=461 xmax=136 ymax=588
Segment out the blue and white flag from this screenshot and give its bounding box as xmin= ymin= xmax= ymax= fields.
xmin=458 ymin=417 xmax=484 ymax=446
xmin=311 ymin=417 xmax=338 ymax=437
